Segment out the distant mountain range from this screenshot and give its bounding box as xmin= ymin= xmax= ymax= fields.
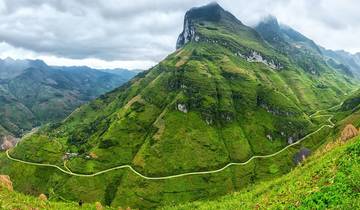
xmin=0 ymin=58 xmax=140 ymax=148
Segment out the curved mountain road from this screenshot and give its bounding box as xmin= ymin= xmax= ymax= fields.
xmin=6 ymin=105 xmax=338 ymax=180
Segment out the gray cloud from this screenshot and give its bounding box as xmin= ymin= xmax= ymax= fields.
xmin=0 ymin=0 xmax=359 ymax=69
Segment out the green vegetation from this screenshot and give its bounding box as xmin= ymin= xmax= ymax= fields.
xmin=163 ymin=136 xmax=360 ymax=210
xmin=0 ymin=3 xmax=359 ymax=209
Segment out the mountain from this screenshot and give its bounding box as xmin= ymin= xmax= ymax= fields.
xmin=254 ymin=16 xmax=359 ymax=78
xmin=255 ymin=16 xmax=353 ymax=76
xmin=255 ymin=16 xmax=321 ymax=54
xmin=320 ymin=48 xmax=360 ymax=78
xmin=258 ymin=17 xmax=360 ymax=78
xmin=0 ymin=58 xmax=47 ymax=79
xmin=100 ymin=68 xmax=143 ymax=80
xmin=0 ymin=59 xmax=139 ymax=149
xmin=0 ymin=3 xmax=359 ymax=209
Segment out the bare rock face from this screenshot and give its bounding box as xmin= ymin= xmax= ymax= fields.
xmin=176 ymin=16 xmax=197 ymax=49
xmin=89 ymin=152 xmax=98 ymax=159
xmin=39 ymin=193 xmax=48 ymax=201
xmin=293 ymin=148 xmax=311 ymax=164
xmin=246 ymin=51 xmax=281 ymax=69
xmin=177 ymin=103 xmax=188 ymax=113
xmin=341 ymin=124 xmax=359 ymax=141
xmin=95 ymin=201 xmax=104 ymax=210
xmin=0 ymin=135 xmax=19 ymax=150
xmin=0 ymin=175 xmax=13 ymax=191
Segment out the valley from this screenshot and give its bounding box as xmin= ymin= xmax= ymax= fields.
xmin=0 ymin=2 xmax=360 ymax=210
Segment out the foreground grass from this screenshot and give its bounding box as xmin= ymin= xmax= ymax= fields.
xmin=163 ymin=136 xmax=360 ymax=210
xmin=0 ymin=188 xmax=114 ymax=210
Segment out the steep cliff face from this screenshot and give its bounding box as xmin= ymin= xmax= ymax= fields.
xmin=176 ymin=13 xmax=195 ymax=49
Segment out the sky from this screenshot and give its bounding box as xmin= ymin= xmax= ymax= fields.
xmin=0 ymin=0 xmax=359 ymax=70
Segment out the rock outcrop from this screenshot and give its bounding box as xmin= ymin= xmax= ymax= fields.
xmin=341 ymin=124 xmax=359 ymax=141
xmin=293 ymin=148 xmax=311 ymax=164
xmin=0 ymin=175 xmax=13 ymax=191
xmin=39 ymin=193 xmax=48 ymax=201
xmin=177 ymin=103 xmax=188 ymax=113
xmin=95 ymin=202 xmax=104 ymax=210
xmin=0 ymin=135 xmax=19 ymax=151
xmin=246 ymin=51 xmax=281 ymax=69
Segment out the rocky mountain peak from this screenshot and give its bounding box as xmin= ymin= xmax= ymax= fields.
xmin=255 ymin=15 xmax=283 ymax=43
xmin=176 ymin=2 xmax=242 ymax=49
xmin=257 ymin=15 xmax=280 ymax=30
xmin=185 ymin=2 xmax=225 ymax=22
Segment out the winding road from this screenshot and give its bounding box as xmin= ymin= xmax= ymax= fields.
xmin=5 ymin=104 xmax=338 ymax=180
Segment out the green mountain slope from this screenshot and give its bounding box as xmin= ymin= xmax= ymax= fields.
xmin=0 ymin=184 xmax=112 ymax=210
xmin=165 ymin=90 xmax=360 ymax=209
xmin=0 ymin=3 xmax=359 ymax=209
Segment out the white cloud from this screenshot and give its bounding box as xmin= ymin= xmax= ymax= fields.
xmin=0 ymin=0 xmax=359 ymax=69
xmin=0 ymin=42 xmax=155 ymax=69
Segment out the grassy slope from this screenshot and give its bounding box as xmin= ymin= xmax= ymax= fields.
xmin=163 ymin=135 xmax=360 ymax=210
xmin=165 ymin=90 xmax=360 ymax=209
xmin=0 ymin=5 xmax=359 ymax=209
xmin=0 ymin=185 xmax=112 ymax=210
xmin=2 ymin=114 xmax=358 ymax=210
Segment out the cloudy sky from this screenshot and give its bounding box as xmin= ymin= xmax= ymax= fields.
xmin=0 ymin=0 xmax=359 ymax=70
